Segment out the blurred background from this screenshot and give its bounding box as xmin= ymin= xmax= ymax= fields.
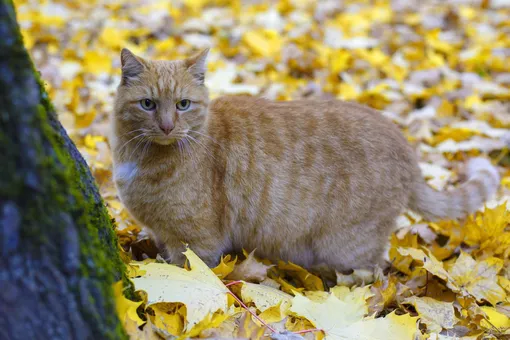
xmin=14 ymin=0 xmax=510 ymax=248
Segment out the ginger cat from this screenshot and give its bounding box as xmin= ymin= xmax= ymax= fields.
xmin=111 ymin=48 xmax=500 ymax=272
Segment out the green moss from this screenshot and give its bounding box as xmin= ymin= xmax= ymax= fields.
xmin=35 ymin=77 xmax=128 ymax=338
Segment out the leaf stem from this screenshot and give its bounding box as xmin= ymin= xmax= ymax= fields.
xmin=224 ymin=280 xmax=324 ymax=336
xmin=225 ymin=280 xmax=244 ymax=287
xmin=227 ymin=291 xmax=277 ymax=333
xmin=293 ymin=328 xmax=323 ymax=334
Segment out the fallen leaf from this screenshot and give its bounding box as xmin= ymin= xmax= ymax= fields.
xmin=149 ymin=303 xmax=185 ymax=337
xmin=212 ymin=254 xmax=237 ymax=279
xmin=124 ymin=316 xmax=160 ymax=340
xmin=367 ymin=275 xmax=398 ymax=314
xmin=464 ymin=203 xmax=510 ymax=257
xmin=404 ymin=296 xmax=458 ymax=333
xmin=480 ymin=306 xmax=510 ymax=330
xmin=278 ymin=261 xmax=325 ymax=291
xmin=227 ymin=250 xmax=272 ymax=282
xmin=397 ymin=247 xmax=454 ymax=286
xmin=113 ymin=281 xmax=144 ymax=328
xmin=447 ymin=252 xmax=505 ymax=305
xmin=241 ymin=281 xmax=292 ymax=316
xmin=336 ymin=268 xmax=375 ymax=287
xmin=389 ymin=233 xmax=419 ymax=275
xmin=290 ymin=288 xmax=418 ymax=340
xmin=131 ymin=248 xmax=230 ymax=331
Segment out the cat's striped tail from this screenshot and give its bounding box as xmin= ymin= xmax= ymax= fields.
xmin=409 ymin=158 xmax=500 ymax=221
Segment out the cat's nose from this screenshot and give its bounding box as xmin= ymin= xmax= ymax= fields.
xmin=159 ymin=121 xmax=174 ymax=135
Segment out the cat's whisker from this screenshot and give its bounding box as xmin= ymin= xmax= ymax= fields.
xmin=189 ymin=129 xmax=220 ymax=146
xmin=117 ymin=132 xmax=147 ymax=155
xmin=186 ymin=134 xmax=216 ymax=162
xmin=118 ymin=128 xmax=147 ymax=139
xmin=129 ymin=135 xmax=150 ymax=160
xmin=177 ymin=139 xmax=184 ymax=164
xmin=187 ymin=137 xmax=202 ymax=168
xmin=141 ymin=138 xmax=152 ymax=160
xmin=182 ymin=137 xmax=196 ymax=168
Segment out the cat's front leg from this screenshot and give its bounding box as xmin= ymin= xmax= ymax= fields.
xmin=192 ymin=246 xmax=223 ymax=268
xmin=154 ymin=237 xmax=187 ymax=265
xmin=155 ymin=236 xmax=223 ymax=268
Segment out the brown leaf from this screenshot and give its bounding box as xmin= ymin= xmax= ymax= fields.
xmin=227 ymin=250 xmax=273 ymax=283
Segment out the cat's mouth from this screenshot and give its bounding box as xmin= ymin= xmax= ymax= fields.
xmin=152 ymin=136 xmax=176 ymax=146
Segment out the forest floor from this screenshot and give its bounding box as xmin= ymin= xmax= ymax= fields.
xmin=14 ymin=0 xmax=510 ymax=339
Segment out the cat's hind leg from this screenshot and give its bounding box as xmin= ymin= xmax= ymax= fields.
xmin=312 ymin=219 xmax=394 ymax=272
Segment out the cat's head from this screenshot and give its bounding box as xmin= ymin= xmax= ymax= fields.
xmin=114 ymin=48 xmax=209 ymax=146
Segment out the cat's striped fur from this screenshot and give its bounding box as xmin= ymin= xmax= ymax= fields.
xmin=111 ymin=49 xmax=499 ymax=271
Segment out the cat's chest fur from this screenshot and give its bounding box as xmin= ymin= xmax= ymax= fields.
xmin=114 ymin=157 xmax=214 ymax=240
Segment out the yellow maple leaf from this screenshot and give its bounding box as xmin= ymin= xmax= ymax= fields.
xmin=99 ymin=27 xmax=128 ymax=50
xmin=367 ymin=275 xmax=398 ymax=314
xmin=464 ymin=203 xmax=510 ymax=256
xmin=336 ymin=268 xmax=375 ymax=287
xmin=182 ymin=308 xmax=233 ymax=338
xmin=113 ymin=281 xmax=144 ymax=328
xmin=290 ymin=285 xmax=418 ymax=340
xmin=242 ymin=30 xmax=283 ymax=58
xmin=437 ymin=100 xmax=456 ymax=117
xmin=404 ymin=296 xmax=458 ymax=333
xmin=480 ymin=306 xmax=510 ymax=330
xmin=330 ymin=50 xmax=352 ymax=74
xmin=277 ymin=261 xmax=325 ymax=291
xmin=240 ymin=281 xmax=292 ymax=316
xmin=258 ymin=302 xmax=286 ymax=324
xmin=237 ymin=311 xmax=267 ymax=340
xmin=124 ymin=316 xmax=160 ymax=340
xmin=431 ymin=127 xmax=478 ymax=146
xmin=390 ymin=233 xmax=419 ymax=275
xmin=425 ymin=29 xmax=455 ymax=54
xmin=397 ymin=247 xmax=454 ymax=286
xmin=428 ymin=220 xmax=464 ymax=261
xmin=149 ymin=303 xmax=185 ymax=337
xmin=130 ymin=248 xmax=230 ymax=332
xmin=212 ymin=254 xmax=237 ymax=279
xmin=447 ymin=252 xmax=505 ymax=305
xmin=270 ymin=275 xmax=304 ymax=295
xmin=83 ymin=50 xmax=112 ymax=75
xmin=227 ymin=250 xmax=272 ymax=282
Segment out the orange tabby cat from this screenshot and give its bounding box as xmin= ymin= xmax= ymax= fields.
xmin=111 ymin=48 xmax=500 ymax=271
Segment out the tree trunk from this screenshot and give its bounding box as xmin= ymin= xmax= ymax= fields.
xmin=0 ymin=1 xmax=126 ymax=339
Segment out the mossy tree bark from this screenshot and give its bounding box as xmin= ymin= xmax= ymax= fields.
xmin=0 ymin=1 xmax=126 ymax=339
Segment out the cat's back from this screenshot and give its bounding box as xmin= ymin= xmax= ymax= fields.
xmin=208 ymin=95 xmax=410 ymax=153
xmin=207 ymin=95 xmax=416 ymax=193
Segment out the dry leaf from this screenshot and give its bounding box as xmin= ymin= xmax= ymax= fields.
xmin=404 ymin=296 xmax=458 ymax=333
xmin=131 ymin=248 xmax=230 ymax=331
xmin=113 ymin=281 xmax=144 ymax=329
xmin=212 ymin=254 xmax=237 ymax=279
xmin=227 ymin=250 xmax=272 ymax=282
xmin=397 ymin=247 xmax=454 ymax=286
xmin=290 ymin=286 xmax=418 ymax=340
xmin=241 ymin=281 xmax=292 ymax=316
xmin=447 ymin=252 xmax=505 ymax=305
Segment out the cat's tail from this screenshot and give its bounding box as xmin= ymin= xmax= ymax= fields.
xmin=409 ymin=157 xmax=500 ymax=221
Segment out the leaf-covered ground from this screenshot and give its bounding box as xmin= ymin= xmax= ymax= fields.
xmin=15 ymin=0 xmax=510 ymax=339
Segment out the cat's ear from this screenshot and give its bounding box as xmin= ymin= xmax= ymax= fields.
xmin=185 ymin=48 xmax=209 ymax=85
xmin=120 ymin=48 xmax=144 ymax=83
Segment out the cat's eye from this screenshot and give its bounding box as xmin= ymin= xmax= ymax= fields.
xmin=140 ymin=99 xmax=156 ymax=111
xmin=176 ymin=99 xmax=191 ymax=111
